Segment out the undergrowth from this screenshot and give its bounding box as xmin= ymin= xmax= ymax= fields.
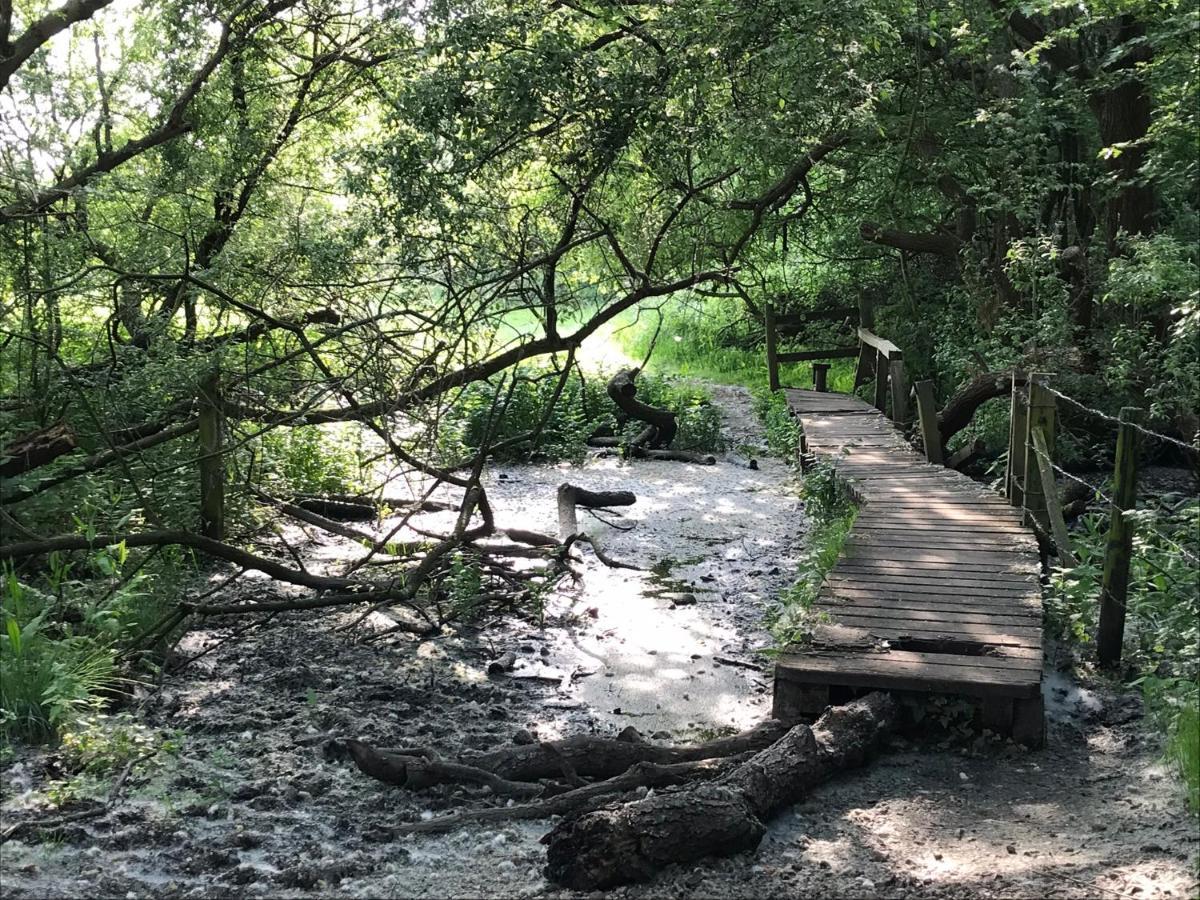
xmin=765 ymin=461 xmax=857 ymax=648
xmin=1046 ymin=496 xmax=1200 ymax=810
xmin=438 ymin=365 xmax=724 ymax=462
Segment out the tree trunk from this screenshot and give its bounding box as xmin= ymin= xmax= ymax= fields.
xmin=542 ymin=693 xmax=896 ymax=890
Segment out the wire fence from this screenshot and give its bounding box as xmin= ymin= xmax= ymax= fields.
xmin=1016 ymin=382 xmax=1200 ymax=569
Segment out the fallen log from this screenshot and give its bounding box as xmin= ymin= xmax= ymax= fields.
xmin=607 ymin=368 xmax=677 ymax=449
xmin=556 ymin=483 xmax=636 ymax=541
xmin=0 ymin=422 xmax=77 ymax=478
xmin=946 ymin=436 xmax=986 ymax=471
xmin=542 ymin=692 xmax=896 ymax=890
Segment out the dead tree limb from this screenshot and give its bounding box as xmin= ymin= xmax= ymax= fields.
xmin=607 ymin=368 xmax=677 ymax=449
xmin=342 ymin=740 xmax=543 ymax=799
xmin=542 ymin=693 xmax=897 ymax=889
xmin=937 ymin=370 xmax=1024 ymax=450
xmin=556 ymin=483 xmax=636 ymax=541
xmin=392 ymin=754 xmax=753 ymax=836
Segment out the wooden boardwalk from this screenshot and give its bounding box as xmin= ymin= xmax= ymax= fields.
xmin=773 ymin=389 xmax=1045 ymax=745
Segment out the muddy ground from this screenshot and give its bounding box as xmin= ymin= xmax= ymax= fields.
xmin=2 ymin=385 xmax=1197 ymax=898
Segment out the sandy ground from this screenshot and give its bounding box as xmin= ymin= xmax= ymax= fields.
xmin=1 ymin=385 xmax=1197 ymax=899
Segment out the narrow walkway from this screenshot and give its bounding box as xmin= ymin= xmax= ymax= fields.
xmin=773 ymin=389 xmax=1045 ymax=745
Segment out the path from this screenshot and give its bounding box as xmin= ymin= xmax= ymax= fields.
xmin=774 ymin=389 xmax=1045 ymax=745
xmin=1 ymin=387 xmax=1195 ymax=899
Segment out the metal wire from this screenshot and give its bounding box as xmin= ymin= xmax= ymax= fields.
xmin=1043 ymin=385 xmax=1200 ymax=455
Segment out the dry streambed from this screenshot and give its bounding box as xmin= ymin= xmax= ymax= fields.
xmin=2 ymin=386 xmax=1197 ymax=898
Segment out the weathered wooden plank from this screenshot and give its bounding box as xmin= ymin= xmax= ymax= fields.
xmin=775 ymin=654 xmax=1040 ymax=699
xmin=824 ymin=579 xmax=1042 ymax=602
xmin=817 ymin=614 xmax=1043 ymax=648
xmin=818 ymin=597 xmax=1041 ymax=627
xmin=782 ymin=647 xmax=1042 ymax=674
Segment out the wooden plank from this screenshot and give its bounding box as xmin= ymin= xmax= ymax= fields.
xmin=831 ymin=567 xmax=1039 ymax=589
xmin=775 ymin=654 xmax=1040 ymax=699
xmin=817 ymin=614 xmax=1042 ymax=647
xmin=777 ymin=347 xmax=859 ymax=362
xmin=840 ymin=542 xmax=1040 ymax=566
xmin=834 ymin=560 xmax=1033 ymax=577
xmin=853 ymin=520 xmax=1029 ymax=535
xmin=825 ymin=579 xmax=1041 ymax=601
xmin=818 ymin=598 xmax=1041 ymax=627
xmin=845 ymin=534 xmax=1036 ymax=552
xmin=857 ymin=327 xmax=902 ymax=358
xmin=782 ymin=647 xmax=1042 ymax=674
xmin=915 ymin=380 xmax=943 ymax=465
xmin=1031 ymin=424 xmax=1077 ymax=566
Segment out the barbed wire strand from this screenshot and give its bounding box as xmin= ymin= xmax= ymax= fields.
xmin=1043 ymin=385 xmax=1200 ymax=455
xmin=1026 ymin=438 xmax=1200 ymax=568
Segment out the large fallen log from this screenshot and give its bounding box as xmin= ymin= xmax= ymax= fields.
xmin=542 ymin=692 xmax=896 ymax=890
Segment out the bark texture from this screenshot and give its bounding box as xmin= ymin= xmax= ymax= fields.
xmin=542 ymin=692 xmax=896 ymax=890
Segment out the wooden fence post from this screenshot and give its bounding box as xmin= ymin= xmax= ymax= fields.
xmin=765 ymin=303 xmax=780 ymax=392
xmin=853 ymin=296 xmax=874 ymax=390
xmin=1020 ymin=373 xmax=1055 ymax=532
xmin=914 ymin=380 xmax=943 ymax=465
xmin=1098 ymin=407 xmax=1142 ymax=669
xmin=872 ymin=351 xmax=888 ymax=411
xmin=812 ymin=363 xmax=830 ymax=393
xmin=1030 ymin=425 xmax=1077 ymax=566
xmin=888 ymin=353 xmax=907 ymax=424
xmin=1005 ymin=373 xmax=1029 ymax=508
xmin=198 ymin=372 xmax=225 ymax=541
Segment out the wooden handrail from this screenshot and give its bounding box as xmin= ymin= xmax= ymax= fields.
xmin=856 ymin=327 xmax=902 ymax=359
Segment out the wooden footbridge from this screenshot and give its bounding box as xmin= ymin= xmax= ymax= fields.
xmin=765 ymin=306 xmax=1045 ymax=746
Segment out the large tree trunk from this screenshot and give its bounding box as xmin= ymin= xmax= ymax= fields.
xmin=542 ymin=693 xmax=897 ymax=890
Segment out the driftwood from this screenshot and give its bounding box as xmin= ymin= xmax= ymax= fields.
xmin=556 ymin=483 xmax=636 ymax=541
xmin=542 ymin=693 xmax=896 ymax=890
xmin=607 ymin=368 xmax=677 ymax=449
xmin=0 ymin=422 xmax=77 ymax=477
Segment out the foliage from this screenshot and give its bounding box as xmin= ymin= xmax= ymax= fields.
xmin=438 ymin=366 xmax=724 ymax=462
xmin=751 ymin=387 xmax=801 ymax=461
xmin=766 ymin=461 xmax=857 ymax=647
xmin=1047 ymin=496 xmax=1200 ymax=807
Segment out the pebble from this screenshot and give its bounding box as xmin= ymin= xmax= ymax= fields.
xmin=1006 ymin=845 xmax=1017 ymax=854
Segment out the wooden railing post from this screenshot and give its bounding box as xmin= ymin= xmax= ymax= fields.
xmin=1020 ymin=373 xmax=1054 ymax=532
xmin=1005 ymin=373 xmax=1028 ymax=507
xmin=872 ymin=350 xmax=887 ymax=411
xmin=914 ymin=380 xmax=943 ymax=465
xmin=198 ymin=372 xmax=225 ymax=541
xmin=888 ymin=353 xmax=907 ymax=424
xmin=853 ymin=296 xmax=874 ymax=390
xmin=1030 ymin=425 xmax=1077 ymax=566
xmin=1098 ymin=407 xmax=1142 ymax=669
xmin=812 ymin=363 xmax=830 ymax=393
xmin=765 ymin=303 xmax=780 ymax=392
